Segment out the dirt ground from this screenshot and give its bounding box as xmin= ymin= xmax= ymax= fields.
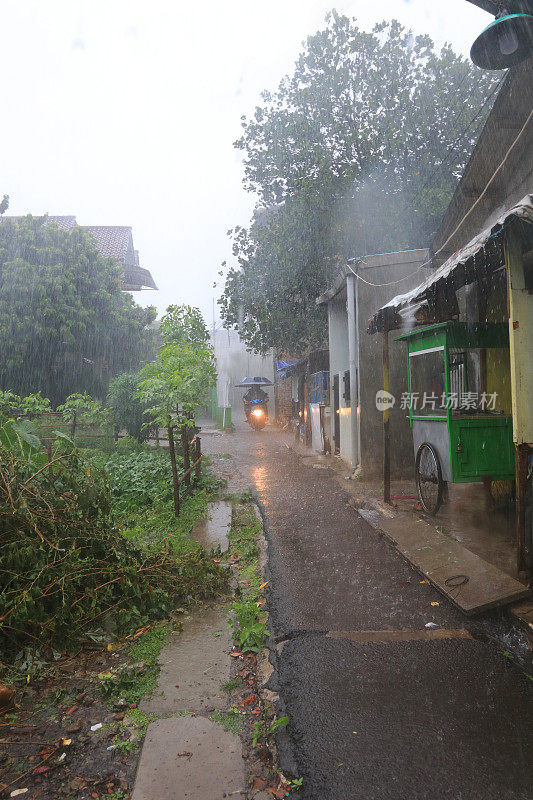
xmin=0 ymin=644 xmax=140 ymax=800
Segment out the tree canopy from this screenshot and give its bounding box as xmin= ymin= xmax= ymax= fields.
xmin=159 ymin=304 xmax=211 ymax=346
xmin=0 ymin=216 xmax=157 ymax=405
xmin=219 ymin=13 xmax=499 ymax=354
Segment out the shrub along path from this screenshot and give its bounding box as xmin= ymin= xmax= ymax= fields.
xmin=0 ymin=434 xmax=229 ymax=799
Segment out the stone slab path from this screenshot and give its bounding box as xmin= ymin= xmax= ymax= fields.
xmin=140 ymin=605 xmax=233 ymax=716
xmin=131 ymin=716 xmax=245 ymax=800
xmin=134 ymin=604 xmax=244 ymax=798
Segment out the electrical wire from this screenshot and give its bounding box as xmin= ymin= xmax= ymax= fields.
xmin=346 ymin=261 xmax=427 ymax=287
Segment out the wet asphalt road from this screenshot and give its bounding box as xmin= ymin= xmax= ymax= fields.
xmin=202 ymin=420 xmax=533 ymax=800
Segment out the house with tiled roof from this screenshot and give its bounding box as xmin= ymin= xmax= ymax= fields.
xmin=4 ymin=215 xmax=157 ymax=291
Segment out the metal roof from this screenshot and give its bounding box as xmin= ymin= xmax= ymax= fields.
xmin=367 ymin=194 xmax=533 ymax=334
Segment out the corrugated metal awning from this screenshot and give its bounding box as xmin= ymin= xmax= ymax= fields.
xmin=367 ymin=194 xmax=533 ymax=334
xmin=121 ymin=266 xmax=158 ymax=291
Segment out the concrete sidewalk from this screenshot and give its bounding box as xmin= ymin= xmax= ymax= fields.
xmin=131 ymin=499 xmax=245 ymax=800
xmin=202 ymin=421 xmax=533 ymax=800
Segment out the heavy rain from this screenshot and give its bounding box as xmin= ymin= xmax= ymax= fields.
xmin=0 ymin=2 xmax=532 ymax=799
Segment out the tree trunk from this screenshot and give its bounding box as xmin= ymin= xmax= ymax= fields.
xmin=167 ymin=424 xmax=180 ymax=516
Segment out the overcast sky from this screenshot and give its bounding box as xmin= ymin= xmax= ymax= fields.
xmin=1 ymin=0 xmax=490 ymax=324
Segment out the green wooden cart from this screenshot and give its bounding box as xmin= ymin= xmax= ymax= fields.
xmin=396 ymin=322 xmax=515 ymax=515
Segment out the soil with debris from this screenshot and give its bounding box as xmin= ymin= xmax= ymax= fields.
xmin=0 ymin=646 xmax=139 ymax=800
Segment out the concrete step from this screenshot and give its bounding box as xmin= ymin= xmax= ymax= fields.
xmin=359 ymin=508 xmax=529 ymax=615
xmin=131 ymin=716 xmax=245 ymax=800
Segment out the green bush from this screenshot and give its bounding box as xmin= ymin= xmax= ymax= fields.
xmin=57 ymin=392 xmax=110 ymax=427
xmin=101 ymin=450 xmax=177 ymax=515
xmin=108 ymin=372 xmax=153 ymax=442
xmin=0 ymin=390 xmax=52 ymax=419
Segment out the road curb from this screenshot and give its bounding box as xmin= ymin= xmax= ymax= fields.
xmin=251 ymin=494 xmax=300 ymax=779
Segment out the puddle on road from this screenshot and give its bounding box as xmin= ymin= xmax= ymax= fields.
xmin=191 ymin=501 xmax=232 ymax=552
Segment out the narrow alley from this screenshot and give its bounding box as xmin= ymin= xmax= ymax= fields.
xmin=202 ymin=419 xmax=533 ymax=800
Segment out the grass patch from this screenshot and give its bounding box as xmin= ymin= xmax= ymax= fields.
xmin=228 ymin=501 xmax=269 ymax=652
xmin=124 ymin=708 xmax=158 ymax=737
xmin=221 ymin=677 xmax=242 ymax=693
xmin=229 ymin=503 xmax=262 ymax=570
xmin=99 ymin=624 xmax=171 ymax=707
xmin=210 ymin=706 xmax=245 ymax=734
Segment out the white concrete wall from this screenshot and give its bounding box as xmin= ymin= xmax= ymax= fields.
xmin=328 ymin=294 xmax=354 ymax=462
xmin=328 ymin=295 xmax=350 ymax=383
xmin=211 ymin=328 xmax=274 ymax=421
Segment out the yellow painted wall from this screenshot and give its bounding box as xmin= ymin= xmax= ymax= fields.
xmin=507 ymin=228 xmax=533 ymax=445
xmin=484 ymin=280 xmax=512 ymax=414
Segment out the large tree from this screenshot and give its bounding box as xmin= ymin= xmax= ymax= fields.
xmin=0 ymin=216 xmax=157 ymax=404
xmin=220 ymin=13 xmax=500 ymax=354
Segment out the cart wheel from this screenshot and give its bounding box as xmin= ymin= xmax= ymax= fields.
xmin=415 ymin=442 xmax=444 ymax=516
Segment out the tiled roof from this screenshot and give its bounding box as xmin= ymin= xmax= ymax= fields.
xmin=84 ymin=226 xmax=133 ymax=264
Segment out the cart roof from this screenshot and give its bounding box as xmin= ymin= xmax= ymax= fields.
xmin=395 ymin=321 xmax=509 ymax=349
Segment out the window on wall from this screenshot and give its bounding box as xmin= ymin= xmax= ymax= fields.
xmin=343 ymin=370 xmax=350 ymax=405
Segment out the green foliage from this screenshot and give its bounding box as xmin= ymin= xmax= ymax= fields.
xmin=220 ymin=13 xmax=499 ymax=354
xmin=229 ymin=598 xmax=269 ymax=653
xmin=0 ymin=390 xmax=52 ymax=419
xmin=159 ymin=304 xmax=210 ymax=346
xmin=0 ymin=422 xmax=229 ymax=654
xmin=57 ymin=392 xmax=110 ymax=426
xmin=0 ymin=216 xmax=157 ymax=404
xmin=0 ymin=418 xmax=45 ymax=462
xmin=251 ymin=715 xmax=289 ymax=748
xmin=108 ymin=372 xmax=152 ymax=442
xmin=99 ymin=450 xmax=176 ymax=516
xmin=288 ymin=777 xmax=304 ymax=790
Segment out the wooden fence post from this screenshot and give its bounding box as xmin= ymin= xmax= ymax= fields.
xmin=195 ymin=437 xmax=202 ymax=481
xmin=167 ymin=425 xmax=180 ymax=517
xmin=182 ymin=426 xmax=191 ymax=487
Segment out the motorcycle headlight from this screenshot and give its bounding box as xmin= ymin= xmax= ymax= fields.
xmin=251 ymin=409 xmax=264 ymax=417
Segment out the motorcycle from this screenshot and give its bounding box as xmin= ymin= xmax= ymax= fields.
xmin=244 ymin=397 xmax=268 ymax=430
